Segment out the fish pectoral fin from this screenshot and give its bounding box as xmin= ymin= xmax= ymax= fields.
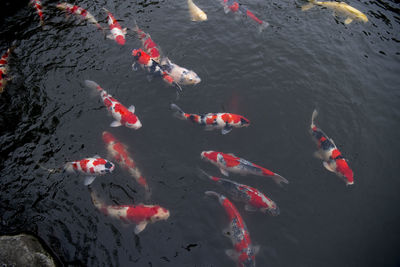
xmin=244 ymin=204 xmax=257 ymax=212
xmin=220 ymin=168 xmax=229 ymax=177
xmin=110 ymin=121 xmax=122 ymax=127
xmin=134 ymin=221 xmax=148 ymax=234
xmin=132 ymin=62 xmax=139 ymax=71
xmin=344 ymin=18 xmax=353 ymax=24
xmin=84 ymin=176 xmax=96 ymax=186
xmin=223 ymin=6 xmax=231 ymax=14
xmin=122 ymin=28 xmax=127 ymax=34
xmin=128 ymin=105 xmax=135 ymax=113
xmin=253 ymin=245 xmax=260 ymax=254
xmin=221 ymin=125 xmax=233 ymax=135
xmin=225 ymin=249 xmax=239 ymax=260
xmin=106 ymin=34 xmax=114 ymax=40
xmin=313 ymin=150 xmax=324 ymax=160
xmin=323 ymin=161 xmax=336 ymax=172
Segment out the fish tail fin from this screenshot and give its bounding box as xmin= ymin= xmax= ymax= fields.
xmin=197 ymin=168 xmax=213 ymax=181
xmin=64 ymin=162 xmax=74 ymax=172
xmin=102 ymin=7 xmax=110 ymax=14
xmin=301 ymin=0 xmax=316 ymax=11
xmin=133 ymin=19 xmax=139 ymax=33
xmin=311 ymin=109 xmax=318 ymax=129
xmin=84 ymin=80 xmax=103 ymax=93
xmin=258 ymin=21 xmax=269 ymax=32
xmin=90 ymin=189 xmax=105 ymax=210
xmin=205 ymin=190 xmax=221 ymax=200
xmin=272 ymin=173 xmax=289 ymax=187
xmin=170 ymin=103 xmax=186 ymax=120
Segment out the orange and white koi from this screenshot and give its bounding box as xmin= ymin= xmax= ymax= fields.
xmin=219 ymin=0 xmax=269 ymax=31
xmin=102 ymin=131 xmax=151 ymax=198
xmin=310 ymin=109 xmax=354 ymax=185
xmin=91 ymin=190 xmax=170 ymax=234
xmin=30 ymin=0 xmax=44 ymax=26
xmin=206 ymin=191 xmax=259 ymax=267
xmin=201 ymin=151 xmax=289 ymax=186
xmin=171 ymin=103 xmax=249 ymax=134
xmin=85 ymin=80 xmax=142 ymax=129
xmin=0 ymin=47 xmax=13 ymax=94
xmin=199 ymin=169 xmax=279 ymax=215
xmin=103 ymin=8 xmax=127 ymax=45
xmin=57 ymin=3 xmax=102 ymax=30
xmin=131 ymin=48 xmax=182 ymax=92
xmin=64 ymin=156 xmax=115 ymax=185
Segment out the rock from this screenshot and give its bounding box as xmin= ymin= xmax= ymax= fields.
xmin=0 ymin=234 xmax=57 ymax=267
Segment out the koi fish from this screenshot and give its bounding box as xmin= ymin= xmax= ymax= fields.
xmin=188 ymin=0 xmax=208 ymax=21
xmin=65 ymin=156 xmax=115 ymax=185
xmin=102 ymin=131 xmax=151 ymax=198
xmin=201 ymin=151 xmax=289 ymax=186
xmin=0 ymin=47 xmax=13 ymax=94
xmin=85 ymin=80 xmax=142 ymax=129
xmin=103 ymin=8 xmax=127 ymax=45
xmin=219 ymin=0 xmax=269 ymax=31
xmin=199 ymin=169 xmax=279 ymax=215
xmin=160 ymin=58 xmax=201 ymax=86
xmin=30 ymin=0 xmax=44 ymax=26
xmin=57 ymin=3 xmax=102 ymax=30
xmin=90 ymin=190 xmax=170 ymax=234
xmin=133 ymin=22 xmax=162 ymax=63
xmin=205 ymin=191 xmax=259 ymax=267
xmin=310 ymin=109 xmax=354 ymax=185
xmin=171 ymin=104 xmax=249 ymax=134
xmin=301 ymin=0 xmax=368 ymax=24
xmin=131 ymin=49 xmax=182 ymax=92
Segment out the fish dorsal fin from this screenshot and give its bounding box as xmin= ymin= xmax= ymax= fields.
xmin=128 ymin=105 xmax=135 ymax=113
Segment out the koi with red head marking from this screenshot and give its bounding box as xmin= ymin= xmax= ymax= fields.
xmin=90 ymin=190 xmax=170 ymax=234
xmin=131 ymin=49 xmax=182 ymax=93
xmin=201 ymin=151 xmax=289 ymax=186
xmin=171 ymin=104 xmax=249 ymax=134
xmin=205 ymin=191 xmax=259 ymax=267
xmin=30 ymin=0 xmax=44 ymax=26
xmin=102 ymin=131 xmax=151 ymax=198
xmin=57 ymin=3 xmax=102 ymax=30
xmin=103 ymin=8 xmax=127 ymax=45
xmin=199 ymin=169 xmax=279 ymax=215
xmin=64 ymin=156 xmax=115 ymax=185
xmin=0 ymin=47 xmax=13 ymax=94
xmin=219 ymin=0 xmax=269 ymax=31
xmin=85 ymin=80 xmax=142 ymax=129
xmin=310 ymin=109 xmax=354 ymax=185
xmin=133 ymin=21 xmax=161 ymax=63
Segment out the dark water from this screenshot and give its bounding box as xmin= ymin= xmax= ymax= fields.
xmin=1 ymin=0 xmax=399 ymax=266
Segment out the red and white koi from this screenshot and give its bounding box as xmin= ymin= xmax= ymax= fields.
xmin=103 ymin=8 xmax=127 ymax=45
xmin=57 ymin=3 xmax=102 ymax=30
xmin=310 ymin=109 xmax=354 ymax=185
xmin=64 ymin=156 xmax=115 ymax=185
xmin=205 ymin=191 xmax=259 ymax=267
xmin=102 ymin=131 xmax=151 ymax=198
xmin=199 ymin=169 xmax=279 ymax=215
xmin=131 ymin=48 xmax=182 ymax=92
xmin=133 ymin=22 xmax=162 ymax=63
xmin=30 ymin=0 xmax=44 ymax=26
xmin=91 ymin=190 xmax=170 ymax=234
xmin=0 ymin=47 xmax=13 ymax=94
xmin=171 ymin=104 xmax=250 ymax=135
xmin=85 ymin=80 xmax=142 ymax=129
xmin=219 ymin=0 xmax=269 ymax=31
xmin=201 ymin=151 xmax=289 ymax=186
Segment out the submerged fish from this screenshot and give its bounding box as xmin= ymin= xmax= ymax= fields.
xmin=85 ymin=80 xmax=142 ymax=129
xmin=218 ymin=0 xmax=269 ymax=31
xmin=199 ymin=169 xmax=279 ymax=215
xmin=201 ymin=151 xmax=289 ymax=186
xmin=90 ymin=190 xmax=170 ymax=234
xmin=65 ymin=156 xmax=115 ymax=185
xmin=30 ymin=0 xmax=44 ymax=26
xmin=171 ymin=103 xmax=249 ymax=134
xmin=188 ymin=0 xmax=208 ymax=21
xmin=0 ymin=47 xmax=13 ymax=94
xmin=301 ymin=0 xmax=368 ymax=24
xmin=103 ymin=8 xmax=127 ymax=45
xmin=206 ymin=191 xmax=259 ymax=267
xmin=102 ymin=131 xmax=151 ymax=198
xmin=57 ymin=3 xmax=102 ymax=30
xmin=310 ymin=109 xmax=354 ymax=185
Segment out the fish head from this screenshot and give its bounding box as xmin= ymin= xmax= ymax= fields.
xmin=198 ymin=12 xmax=208 ymax=21
xmin=201 ymin=151 xmax=218 ymax=163
xmin=182 ymin=70 xmax=201 ymax=85
xmin=102 ymin=131 xmax=116 ymax=145
xmin=151 ymin=206 xmax=170 ymax=222
xmin=104 ymin=161 xmax=115 ymax=173
xmin=335 ymin=158 xmax=354 ymax=185
xmin=357 ymin=13 xmax=368 ymax=22
xmin=262 ymin=201 xmax=280 ymax=216
xmin=125 ymin=115 xmax=142 ymax=130
xmin=239 ymin=116 xmax=250 ymax=127
xmin=132 ymin=49 xmax=150 ymax=64
xmin=116 ymin=35 xmax=126 ymax=45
